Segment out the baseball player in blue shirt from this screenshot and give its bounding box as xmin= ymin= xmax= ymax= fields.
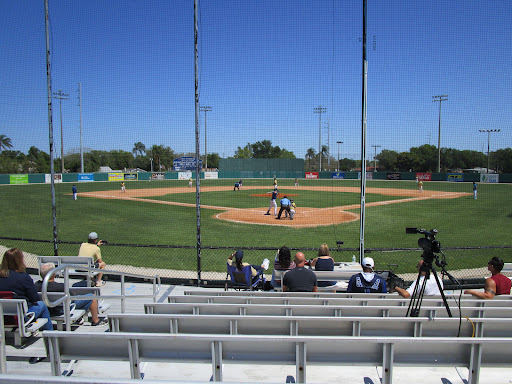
xmin=276 ymin=195 xmax=291 ymax=219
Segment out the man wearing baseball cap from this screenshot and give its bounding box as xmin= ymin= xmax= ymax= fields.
xmin=78 ymin=232 xmax=107 ymax=287
xmin=347 ymin=257 xmax=387 ymax=293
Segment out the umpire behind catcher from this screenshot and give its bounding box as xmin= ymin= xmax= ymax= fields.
xmin=276 ymin=195 xmax=291 ymax=219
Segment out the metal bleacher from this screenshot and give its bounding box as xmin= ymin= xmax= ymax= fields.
xmin=42 ymin=330 xmax=512 ymax=384
xmin=144 ymin=301 xmax=512 ymax=318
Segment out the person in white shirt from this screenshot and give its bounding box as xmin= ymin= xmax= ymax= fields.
xmin=394 ymin=259 xmax=442 ymax=298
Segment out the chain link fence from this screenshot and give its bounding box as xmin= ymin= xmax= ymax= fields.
xmin=2 ymin=236 xmax=510 ymax=288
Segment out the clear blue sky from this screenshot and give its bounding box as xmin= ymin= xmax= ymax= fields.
xmin=1 ymin=0 xmax=511 ymax=161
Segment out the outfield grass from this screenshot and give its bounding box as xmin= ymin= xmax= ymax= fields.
xmin=0 ymin=178 xmax=510 ymax=274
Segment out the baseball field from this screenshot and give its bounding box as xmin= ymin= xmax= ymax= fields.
xmin=0 ymin=178 xmax=510 ymax=276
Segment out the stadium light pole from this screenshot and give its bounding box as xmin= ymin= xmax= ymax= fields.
xmin=200 ymin=106 xmax=212 ymax=170
xmin=371 ymin=144 xmax=381 ymax=171
xmin=314 ymin=106 xmax=326 ymax=172
xmin=336 ymin=141 xmax=343 ymax=172
xmin=53 ymin=90 xmax=69 ymax=173
xmin=479 ymin=129 xmax=500 ymax=173
xmin=432 ymin=95 xmax=448 ymax=173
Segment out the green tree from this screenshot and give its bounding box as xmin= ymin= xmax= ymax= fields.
xmin=0 ymin=135 xmax=13 ymax=153
xmin=207 ymin=153 xmax=221 ymax=169
xmin=375 ymin=150 xmax=398 ymax=171
xmin=234 ymin=144 xmax=253 ymax=158
xmin=491 ymin=148 xmax=512 ymax=173
xmin=132 ymin=142 xmax=146 ymax=156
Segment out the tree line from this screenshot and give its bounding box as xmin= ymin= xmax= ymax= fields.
xmin=1 ymin=135 xmax=511 ymax=174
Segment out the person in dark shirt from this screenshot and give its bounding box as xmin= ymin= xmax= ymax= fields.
xmin=282 ymin=252 xmax=317 ymax=292
xmin=347 ymin=257 xmax=387 ymax=293
xmin=0 ymin=248 xmax=53 ymax=331
xmin=310 ymin=243 xmax=336 ymax=287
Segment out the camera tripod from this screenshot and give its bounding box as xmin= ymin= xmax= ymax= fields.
xmin=406 ymin=252 xmax=454 ymax=317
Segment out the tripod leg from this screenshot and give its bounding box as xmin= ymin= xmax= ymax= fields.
xmin=431 ymin=267 xmax=452 ymax=317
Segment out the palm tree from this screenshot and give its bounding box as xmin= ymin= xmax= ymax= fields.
xmin=306 ymin=148 xmax=316 ymax=171
xmin=0 ymin=135 xmax=13 ymax=153
xmin=132 ymin=142 xmax=146 ymax=156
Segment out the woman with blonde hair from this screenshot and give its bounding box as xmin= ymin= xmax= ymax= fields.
xmin=0 ymin=248 xmax=53 ymax=330
xmin=310 ymin=243 xmax=336 ymax=287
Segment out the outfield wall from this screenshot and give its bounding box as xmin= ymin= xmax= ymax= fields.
xmin=0 ymin=171 xmax=510 ymax=184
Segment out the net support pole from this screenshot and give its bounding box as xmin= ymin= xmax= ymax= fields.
xmin=194 ymin=0 xmax=202 ymax=286
xmin=45 ymin=0 xmax=58 ymax=256
xmin=359 ymin=0 xmax=368 ymax=263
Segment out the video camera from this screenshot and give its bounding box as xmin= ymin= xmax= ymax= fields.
xmin=406 ymin=227 xmax=441 ymax=257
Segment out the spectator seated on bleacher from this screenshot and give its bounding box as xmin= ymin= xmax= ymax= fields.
xmin=310 ymin=243 xmax=336 ymax=287
xmin=283 ymin=252 xmax=318 ymax=292
xmin=35 ymin=262 xmax=108 ymax=326
xmin=393 ymin=260 xmax=443 ymax=298
xmin=464 ymin=257 xmax=512 ymax=299
xmin=78 ymin=232 xmax=107 ymax=287
xmin=346 ymin=257 xmax=387 ymax=293
xmin=271 ymin=246 xmax=296 ymax=289
xmin=0 ymin=248 xmax=53 ymax=331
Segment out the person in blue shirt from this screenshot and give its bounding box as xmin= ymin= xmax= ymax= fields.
xmin=276 ymin=195 xmax=291 ymax=219
xmin=234 ymin=181 xmax=240 ymax=191
xmin=72 ymin=185 xmax=78 ymax=200
xmin=265 ymin=189 xmax=279 ymax=216
xmin=347 ymin=257 xmax=387 ymax=293
xmin=473 ymin=182 xmax=477 ymax=199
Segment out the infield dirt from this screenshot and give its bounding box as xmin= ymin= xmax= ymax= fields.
xmin=80 ymin=186 xmax=469 ymax=228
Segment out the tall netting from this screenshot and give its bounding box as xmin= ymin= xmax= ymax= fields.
xmin=1 ymin=1 xmax=511 ymax=284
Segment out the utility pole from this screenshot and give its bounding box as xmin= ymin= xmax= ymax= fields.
xmin=53 ymin=90 xmax=69 ymax=173
xmin=336 ymin=141 xmax=343 ymax=172
xmin=199 ymin=106 xmax=212 ymax=170
xmin=371 ymin=144 xmax=381 ymax=171
xmin=78 ymin=83 xmax=84 ymax=173
xmin=479 ymin=129 xmax=500 ymax=173
xmin=432 ymin=95 xmax=448 ymax=173
xmin=314 ymin=106 xmax=326 ymax=172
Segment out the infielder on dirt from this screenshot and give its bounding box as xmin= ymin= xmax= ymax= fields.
xmin=265 ymin=189 xmax=278 ymax=216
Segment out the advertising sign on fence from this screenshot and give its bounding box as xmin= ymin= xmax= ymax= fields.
xmin=178 ymin=171 xmax=193 ymax=180
xmin=481 ymin=174 xmax=499 ymax=183
xmin=44 ymin=174 xmax=62 ymax=183
xmin=151 ymin=172 xmax=165 ymax=180
xmin=416 ymin=172 xmax=432 ymax=181
xmin=173 ymin=157 xmax=202 ymax=171
xmin=124 ymin=173 xmax=138 ymax=180
xmin=78 ymin=173 xmax=94 ymax=182
xmin=447 ymin=173 xmax=464 ymax=182
xmin=305 ymin=172 xmax=318 ymax=179
xmin=108 ymin=173 xmax=124 ymax=181
xmin=204 ymin=171 xmax=219 ymax=179
xmin=331 ymin=172 xmax=345 ymax=179
xmin=386 ymin=172 xmax=401 ymax=180
xmin=10 ymin=174 xmax=28 ymax=184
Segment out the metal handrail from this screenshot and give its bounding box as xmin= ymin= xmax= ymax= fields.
xmin=41 ymin=264 xmax=161 ymax=331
